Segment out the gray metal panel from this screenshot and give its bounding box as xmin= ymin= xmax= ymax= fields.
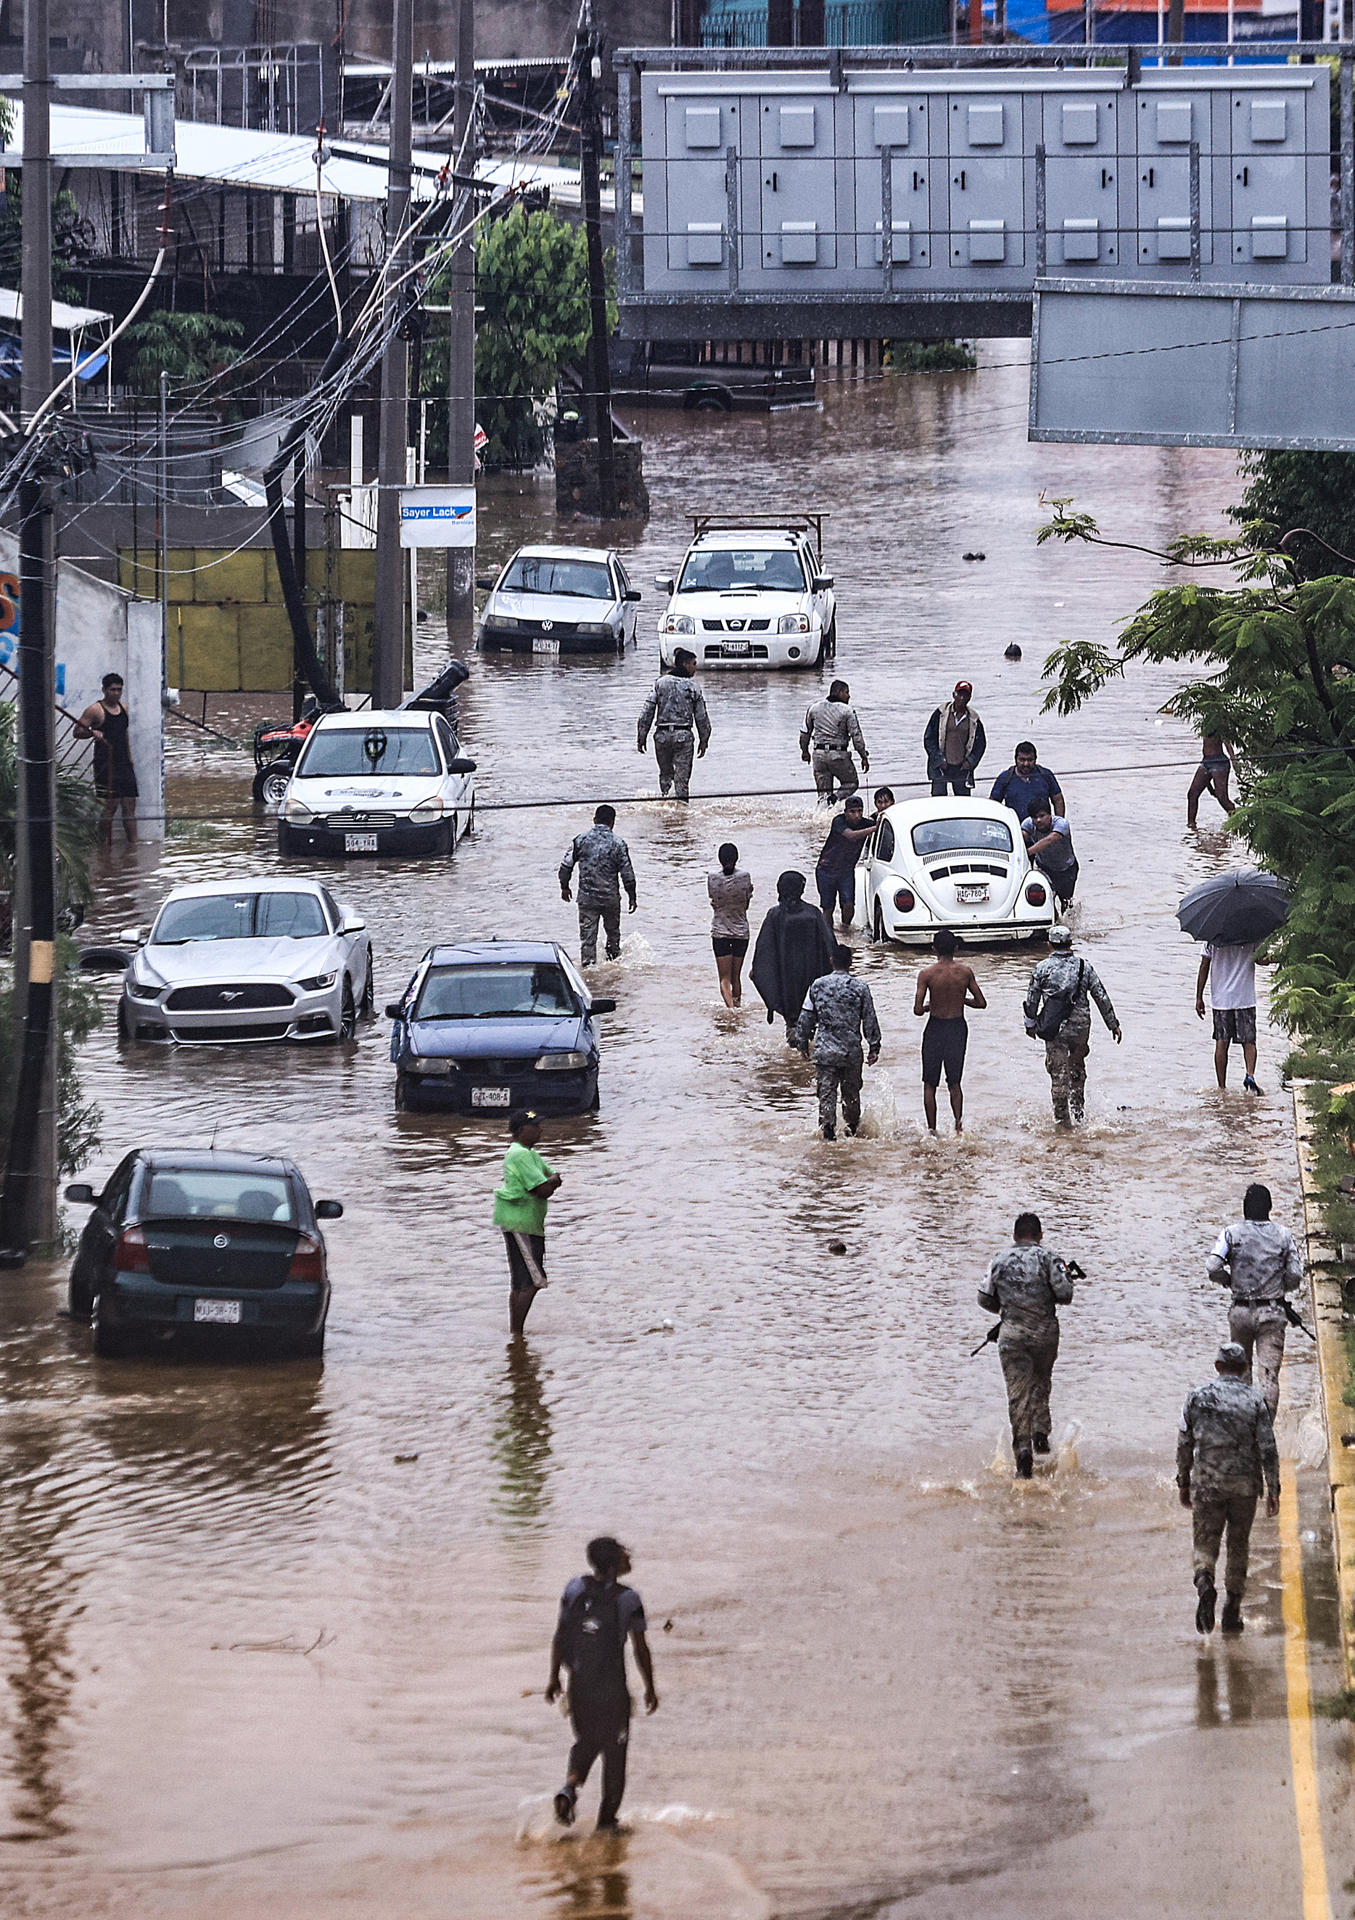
xmin=944 ymin=90 xmax=1028 ymax=276
xmin=1030 ymin=281 xmax=1355 ymax=450
xmin=753 ymin=88 xmax=840 ymax=282
xmin=851 ymin=91 xmax=936 ymax=274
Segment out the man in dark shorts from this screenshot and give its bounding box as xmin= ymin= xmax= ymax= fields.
xmin=913 ymin=928 xmax=987 ymax=1134
xmin=814 ymin=794 xmax=874 ymax=928
xmin=75 ymin=671 xmax=139 ymax=845
xmin=1187 ymin=729 xmax=1238 ymax=827
xmin=491 ymin=1109 xmax=562 ymax=1336
xmin=546 ymin=1536 xmax=658 ymax=1832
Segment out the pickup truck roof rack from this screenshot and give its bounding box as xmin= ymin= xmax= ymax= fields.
xmin=684 ymin=510 xmax=829 ymax=552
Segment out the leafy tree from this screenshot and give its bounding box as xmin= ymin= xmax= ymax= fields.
xmin=1226 ymin=450 xmax=1355 ymax=582
xmin=1037 ymin=499 xmax=1355 ymax=1051
xmin=123 ymin=311 xmax=246 ymax=396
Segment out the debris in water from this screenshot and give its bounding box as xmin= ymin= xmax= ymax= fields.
xmin=394 ymin=1453 xmax=419 ymax=1462
xmin=827 ymin=1238 xmax=847 ymax=1255
xmin=962 ymin=551 xmax=986 ymax=561
xmin=1003 ymin=642 xmax=1022 ymax=660
xmin=646 ymin=1319 xmax=675 ymax=1334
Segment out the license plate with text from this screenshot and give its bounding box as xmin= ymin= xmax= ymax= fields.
xmin=345 ymin=833 xmax=379 ymax=853
xmin=472 ymin=1086 xmax=512 ymax=1108
xmin=722 ymin=640 xmax=751 ymax=656
xmin=957 ymin=884 xmax=990 ymax=904
xmin=532 ymin=637 xmax=560 ymax=653
xmin=194 ymin=1298 xmax=242 ymax=1324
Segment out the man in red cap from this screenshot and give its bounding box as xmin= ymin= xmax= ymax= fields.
xmin=924 ymin=682 xmax=986 ymax=797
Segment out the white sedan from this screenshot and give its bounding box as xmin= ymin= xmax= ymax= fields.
xmin=856 ymin=798 xmax=1058 ymax=946
xmin=118 ymin=878 xmax=373 ymax=1045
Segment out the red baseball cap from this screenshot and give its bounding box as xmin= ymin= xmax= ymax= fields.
xmin=954 ymin=680 xmax=973 ymax=695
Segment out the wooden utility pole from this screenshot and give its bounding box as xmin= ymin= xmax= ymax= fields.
xmin=578 ymin=7 xmax=618 ymax=518
xmin=445 ymin=0 xmax=476 ymax=641
xmin=372 ymin=0 xmax=413 ymax=708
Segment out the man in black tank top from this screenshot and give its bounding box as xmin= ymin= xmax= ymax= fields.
xmin=76 ymin=672 xmax=139 ymax=844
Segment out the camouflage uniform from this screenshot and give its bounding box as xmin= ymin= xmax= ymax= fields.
xmin=559 ymin=824 xmax=637 ymax=966
xmin=637 ymin=674 xmax=711 ymax=800
xmin=795 ymin=969 xmax=882 ymax=1134
xmin=1206 ymin=1218 xmax=1304 ymax=1418
xmin=978 ymin=1243 xmax=1074 ymax=1453
xmin=1177 ymin=1374 xmax=1279 ymax=1597
xmin=1022 ymin=951 xmax=1119 ymax=1124
xmin=800 ymin=698 xmax=868 ymax=801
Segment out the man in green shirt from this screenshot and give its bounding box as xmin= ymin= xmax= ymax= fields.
xmin=493 ymin=1109 xmax=562 ymax=1335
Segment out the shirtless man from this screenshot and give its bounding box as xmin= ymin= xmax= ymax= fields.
xmin=1186 ymin=728 xmax=1240 ymax=828
xmin=913 ymin=928 xmax=987 ymax=1134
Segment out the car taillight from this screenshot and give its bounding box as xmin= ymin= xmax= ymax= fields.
xmin=893 ymin=889 xmax=915 ymax=912
xmin=287 ymin=1233 xmax=325 ymax=1282
xmin=1026 ymin=882 xmax=1048 ymax=906
xmin=113 ymin=1226 xmax=151 ymax=1272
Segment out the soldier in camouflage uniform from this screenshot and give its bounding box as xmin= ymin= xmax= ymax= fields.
xmin=1177 ymin=1341 xmax=1280 ymax=1635
xmin=1206 ymin=1182 xmax=1303 ymax=1418
xmin=559 ymin=804 xmax=637 ymax=966
xmin=799 ymin=680 xmax=870 ymax=802
xmin=636 ymin=649 xmax=711 ymax=801
xmin=794 ymin=944 xmax=882 ymax=1141
xmin=978 ymin=1212 xmax=1075 ymax=1477
xmin=1022 ymin=925 xmax=1122 ymax=1125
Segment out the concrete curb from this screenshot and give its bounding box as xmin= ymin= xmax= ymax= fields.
xmin=1295 ymin=1083 xmax=1355 ymax=1685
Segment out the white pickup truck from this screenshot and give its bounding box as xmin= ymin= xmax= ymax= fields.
xmin=655 ymin=512 xmax=837 ymax=670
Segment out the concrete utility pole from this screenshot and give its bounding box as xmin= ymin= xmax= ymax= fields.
xmin=578 ymin=7 xmax=618 ymax=519
xmin=1 ymin=0 xmax=59 ymax=1259
xmin=445 ymin=0 xmax=476 ymax=641
xmin=372 ymin=0 xmax=413 ymax=708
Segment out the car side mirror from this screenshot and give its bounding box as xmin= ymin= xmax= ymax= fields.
xmin=64 ymin=1182 xmax=95 ymax=1204
xmin=117 ymin=926 xmax=143 ymax=945
xmin=654 ymin=573 xmax=674 ymax=595
xmin=315 ymin=1199 xmax=344 ymax=1220
xmin=812 ymin=574 xmax=834 ymax=592
xmin=624 ymin=588 xmax=642 ymax=603
xmin=385 ymin=1002 xmax=405 ymax=1020
xmin=589 ymin=997 xmax=617 ymax=1014
xmin=339 ymin=915 xmax=367 ymax=935
xmin=476 ymin=573 xmax=496 ymax=590
xmin=447 ymin=756 xmax=477 ymax=774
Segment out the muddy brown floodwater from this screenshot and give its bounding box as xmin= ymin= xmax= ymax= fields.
xmin=0 ymin=344 xmax=1347 ymax=1920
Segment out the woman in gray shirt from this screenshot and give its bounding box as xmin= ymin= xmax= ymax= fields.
xmin=708 ymin=842 xmax=754 ymax=1008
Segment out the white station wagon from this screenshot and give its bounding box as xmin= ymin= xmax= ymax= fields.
xmin=279 ymin=708 xmax=476 ymax=859
xmin=856 ymin=798 xmax=1058 ymax=946
xmin=656 ymin=513 xmax=837 ymax=670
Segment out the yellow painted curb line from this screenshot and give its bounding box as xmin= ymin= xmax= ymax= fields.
xmin=1280 ymin=1467 xmax=1333 ymax=1920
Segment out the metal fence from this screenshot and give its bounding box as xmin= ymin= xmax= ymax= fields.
xmin=700 ymin=0 xmax=950 ymax=46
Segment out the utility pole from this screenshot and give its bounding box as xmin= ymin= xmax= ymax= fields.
xmin=1166 ymin=0 xmax=1184 ymax=59
xmin=372 ymin=0 xmax=413 ymax=709
xmin=445 ymin=0 xmax=476 ymax=642
xmin=578 ymin=6 xmax=618 ymax=519
xmin=0 ymin=0 xmax=58 ymax=1260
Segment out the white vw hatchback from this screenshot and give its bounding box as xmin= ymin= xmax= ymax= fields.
xmin=656 ymin=515 xmax=837 ymax=669
xmin=119 ymin=878 xmax=373 ymax=1045
xmin=477 ymin=545 xmax=641 ymax=655
xmin=279 ymin=708 xmax=476 ymax=859
xmin=856 ymin=798 xmax=1058 ymax=946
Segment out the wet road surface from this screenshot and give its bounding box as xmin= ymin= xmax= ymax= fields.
xmin=1 ymin=345 xmax=1349 ymax=1918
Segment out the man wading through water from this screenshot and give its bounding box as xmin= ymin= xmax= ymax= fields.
xmin=559 ymin=804 xmax=637 ymax=967
xmin=978 ymin=1212 xmax=1075 ymax=1478
xmin=751 ymin=870 xmax=837 ymax=1043
xmin=1206 ymin=1182 xmax=1303 ymax=1418
xmin=492 ymin=1110 xmax=561 ymax=1336
xmin=1023 ymin=925 xmax=1121 ymax=1125
xmin=796 ymin=942 xmax=882 ymax=1141
xmin=547 ymin=1537 xmax=658 ymax=1832
xmin=1178 ymin=1341 xmax=1279 ymax=1636
xmin=913 ymin=928 xmax=986 ymax=1134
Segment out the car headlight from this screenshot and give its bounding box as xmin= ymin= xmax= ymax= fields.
xmin=298 ymin=970 xmax=337 ymax=992
xmin=409 ymin=1056 xmax=452 ymax=1075
xmin=777 ymin=613 xmax=811 ymax=634
xmin=535 ymin=1050 xmax=589 ymax=1071
xmin=483 ymin=614 xmax=519 ymax=631
xmin=663 ymin=614 xmax=695 ymax=635
xmin=284 ymin=796 xmax=313 ymax=821
xmin=410 ymin=796 xmax=445 ymax=819
xmin=574 ymin=622 xmax=611 ymax=638
xmin=127 ymin=979 xmax=160 ymax=1000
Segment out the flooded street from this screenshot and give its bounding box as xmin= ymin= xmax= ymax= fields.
xmin=1 ymin=343 xmax=1347 ymax=1917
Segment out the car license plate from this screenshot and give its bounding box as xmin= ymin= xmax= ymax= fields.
xmin=722 ymin=640 xmax=751 ymax=656
xmin=956 ymin=883 xmax=990 ymax=904
xmin=194 ymin=1298 xmax=242 ymax=1324
xmin=532 ymin=637 xmax=560 ymax=653
xmin=345 ymin=833 xmax=379 ymax=853
xmin=472 ymin=1086 xmax=512 ymax=1108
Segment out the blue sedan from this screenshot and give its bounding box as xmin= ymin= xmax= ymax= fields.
xmin=386 ymin=940 xmax=616 ymax=1115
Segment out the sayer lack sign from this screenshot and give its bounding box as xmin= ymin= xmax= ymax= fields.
xmin=399 ymin=486 xmax=476 ymax=549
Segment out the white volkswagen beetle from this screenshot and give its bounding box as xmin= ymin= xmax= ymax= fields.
xmin=856 ymin=797 xmax=1057 ymax=946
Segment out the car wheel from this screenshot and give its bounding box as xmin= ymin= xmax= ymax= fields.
xmin=873 ymin=901 xmax=886 ymax=942
xmin=687 ymin=386 xmax=731 ymax=413
xmin=360 ymin=953 xmax=376 ymax=1018
xmin=116 ymin=999 xmax=131 ymax=1044
xmin=824 ymin=617 xmax=838 ymax=661
xmin=394 ymin=1072 xmax=410 ymax=1111
xmin=68 ymin=1271 xmax=92 ymax=1320
xmin=90 ymin=1295 xmax=126 ymax=1358
xmin=337 ymin=981 xmax=357 ymax=1044
xmin=294 ymin=1329 xmax=325 ymax=1359
xmin=254 ymin=760 xmax=293 ymax=806
xmin=589 ymin=1081 xmax=601 ymax=1112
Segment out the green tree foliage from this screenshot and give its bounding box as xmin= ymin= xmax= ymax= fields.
xmin=1037 ymin=499 xmax=1355 ymax=1051
xmin=123 ymin=311 xmax=245 ymax=396
xmin=1226 ymin=450 xmax=1355 ymax=582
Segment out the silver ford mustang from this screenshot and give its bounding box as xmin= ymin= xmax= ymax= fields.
xmin=118 ymin=878 xmax=374 ymax=1045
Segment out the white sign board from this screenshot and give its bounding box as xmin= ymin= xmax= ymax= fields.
xmin=399 ymin=485 xmax=476 ymax=548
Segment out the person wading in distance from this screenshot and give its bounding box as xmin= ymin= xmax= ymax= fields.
xmin=547 ymin=1536 xmax=658 ymax=1833
xmin=913 ymin=929 xmax=986 ymax=1135
xmin=708 ymin=841 xmax=754 ymax=1008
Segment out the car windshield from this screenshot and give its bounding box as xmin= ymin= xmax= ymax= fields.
xmin=499 ymin=555 xmax=612 ymax=599
xmin=911 ymin=817 xmax=1015 ymax=858
xmin=678 ymin=548 xmax=806 ymax=593
xmin=152 ymin=891 xmax=329 ymax=943
xmin=143 ymin=1168 xmax=297 ymax=1223
xmin=414 ymin=963 xmax=578 ymax=1021
xmin=296 ymin=726 xmax=440 ymax=777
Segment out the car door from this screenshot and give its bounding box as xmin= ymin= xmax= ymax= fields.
xmin=855 ymin=824 xmax=881 ymax=926
xmin=76 ymin=1152 xmax=138 ymax=1308
xmin=433 ymin=717 xmax=473 ymax=834
xmin=614 ymin=558 xmax=637 ymax=646
xmin=322 ymin=884 xmax=363 ymax=984
xmin=389 ymin=951 xmax=431 ymax=1064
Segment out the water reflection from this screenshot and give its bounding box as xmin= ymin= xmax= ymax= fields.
xmin=1195 ymin=1649 xmax=1257 ymax=1728
xmin=548 ymin=1838 xmax=632 ymax=1920
xmin=0 ymin=1423 xmax=78 ymax=1841
xmin=493 ymin=1340 xmax=554 ymax=1528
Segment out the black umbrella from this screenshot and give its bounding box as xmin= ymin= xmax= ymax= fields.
xmin=1177 ymin=869 xmax=1291 ymax=946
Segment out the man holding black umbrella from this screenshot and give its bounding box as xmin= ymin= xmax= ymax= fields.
xmin=1178 ymin=868 xmax=1289 ymax=1095
xmin=1196 ymin=940 xmax=1261 ymax=1093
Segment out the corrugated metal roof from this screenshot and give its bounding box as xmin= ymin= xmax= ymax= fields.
xmin=0 ymin=287 xmax=113 ymax=330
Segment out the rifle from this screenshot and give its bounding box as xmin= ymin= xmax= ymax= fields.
xmin=970 ymin=1323 xmax=999 ymax=1359
xmin=1282 ymin=1298 xmax=1316 ymax=1341
xmin=971 ymin=1258 xmax=1086 ymax=1356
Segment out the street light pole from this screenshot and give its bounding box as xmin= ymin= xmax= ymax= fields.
xmin=0 ymin=0 xmax=58 ymax=1259
xmin=578 ymin=8 xmax=618 ymax=519
xmin=445 ymin=0 xmax=476 ymax=643
xmin=372 ymin=0 xmax=413 ymax=709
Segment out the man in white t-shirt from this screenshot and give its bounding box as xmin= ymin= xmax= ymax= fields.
xmin=1195 ymin=941 xmax=1260 ymax=1093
